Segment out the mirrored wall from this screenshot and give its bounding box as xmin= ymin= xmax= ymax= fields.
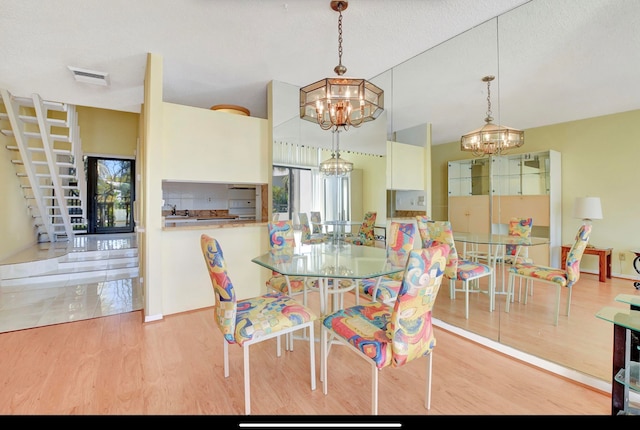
xmin=272 ymin=0 xmax=639 ymax=385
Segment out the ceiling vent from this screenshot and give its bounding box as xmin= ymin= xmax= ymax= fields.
xmin=68 ymin=66 xmax=110 ymax=86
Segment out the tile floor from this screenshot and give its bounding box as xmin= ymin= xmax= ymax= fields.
xmin=0 ymin=233 xmax=142 ymax=334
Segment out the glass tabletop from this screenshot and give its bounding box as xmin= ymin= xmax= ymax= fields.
xmin=251 ymin=242 xmax=405 ymax=279
xmin=319 ymin=220 xmax=362 ymax=227
xmin=595 ymin=306 xmax=640 ymax=332
xmin=453 ymin=232 xmax=550 ymax=247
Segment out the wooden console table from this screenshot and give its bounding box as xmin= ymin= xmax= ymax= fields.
xmin=561 ymin=244 xmax=612 ymax=283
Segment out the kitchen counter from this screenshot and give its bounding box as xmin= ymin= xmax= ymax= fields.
xmin=163 ymin=216 xmax=265 ymax=230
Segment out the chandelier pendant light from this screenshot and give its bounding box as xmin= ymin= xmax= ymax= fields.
xmin=460 ymin=75 xmax=524 ymax=157
xmin=300 ymin=1 xmax=384 ymax=132
xmin=319 ymin=130 xmax=353 ymax=176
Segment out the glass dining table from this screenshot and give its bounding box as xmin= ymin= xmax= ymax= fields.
xmin=318 ymin=220 xmax=362 ymax=244
xmin=453 ymin=232 xmax=550 ymax=300
xmin=251 ymin=242 xmax=405 ymax=316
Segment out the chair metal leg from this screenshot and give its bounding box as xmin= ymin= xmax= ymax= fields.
xmin=308 ymin=323 xmax=317 ymax=392
xmin=243 ymin=344 xmax=251 ymax=415
xmin=464 ymin=281 xmax=469 ymax=319
xmin=505 ymin=273 xmax=514 ymax=313
xmin=554 ymin=284 xmax=561 ymax=326
xmin=276 ymin=334 xmax=282 ymax=357
xmin=223 ymin=340 xmax=230 ymax=378
xmin=321 ymin=326 xmax=328 ymax=393
xmin=371 ymin=362 xmax=379 ymax=415
xmin=425 ymin=352 xmax=433 ymax=410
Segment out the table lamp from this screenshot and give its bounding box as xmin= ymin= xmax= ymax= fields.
xmin=573 ymin=196 xmax=602 ymax=248
xmin=572 ymin=197 xmax=603 ymax=225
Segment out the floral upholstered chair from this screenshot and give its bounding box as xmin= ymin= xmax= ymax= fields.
xmin=505 ymin=224 xmax=591 ymax=325
xmin=265 ymin=220 xmax=318 ymax=309
xmin=344 ymin=211 xmax=377 ymax=246
xmin=502 ymin=217 xmax=534 ymax=265
xmin=310 ymin=211 xmax=323 ymax=234
xmin=321 ymin=243 xmax=449 ymax=415
xmin=298 ymin=212 xmax=327 ymax=244
xmin=358 ymin=221 xmax=417 ymax=305
xmin=200 ymin=234 xmax=317 ymax=415
xmin=423 ymin=220 xmax=495 ymax=319
xmin=415 ymin=215 xmax=431 ymax=247
xmin=498 ymin=217 xmax=534 ymax=300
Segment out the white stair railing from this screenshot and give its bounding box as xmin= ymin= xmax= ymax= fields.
xmin=0 ymin=88 xmax=87 ymax=242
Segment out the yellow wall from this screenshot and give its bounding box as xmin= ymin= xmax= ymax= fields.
xmin=431 ymin=109 xmax=640 ymax=277
xmin=77 ymin=106 xmax=139 ymax=157
xmin=142 ymin=53 xmax=272 ymax=320
xmin=0 ymin=132 xmax=34 ymax=260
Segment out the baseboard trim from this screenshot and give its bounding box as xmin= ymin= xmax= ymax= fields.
xmin=432 ymin=317 xmax=611 ymax=394
xmin=144 ymin=314 xmax=163 ymax=323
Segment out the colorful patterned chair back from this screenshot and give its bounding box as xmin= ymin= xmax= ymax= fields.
xmin=310 ymin=211 xmax=322 ymax=234
xmin=353 ymin=211 xmax=378 ymax=246
xmin=566 ymin=224 xmax=592 ymax=287
xmin=389 ymin=244 xmax=449 ymax=367
xmin=298 ymin=213 xmax=312 ymax=242
xmin=267 ymin=220 xmax=295 ymax=251
xmin=415 ymin=215 xmax=431 ymax=248
xmin=267 ymin=220 xmax=295 ymax=275
xmin=425 ymin=220 xmax=459 ymax=281
xmin=386 ymin=221 xmax=416 ymax=267
xmin=200 ymin=235 xmax=237 ymax=343
xmin=505 ymin=217 xmax=533 ymax=256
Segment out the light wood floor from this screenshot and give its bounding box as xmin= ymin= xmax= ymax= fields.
xmin=432 ymin=265 xmax=639 ymax=383
xmin=0 ymin=301 xmax=611 ymax=416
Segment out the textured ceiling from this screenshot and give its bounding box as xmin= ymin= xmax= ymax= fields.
xmin=1 ymin=0 xmax=638 ymax=150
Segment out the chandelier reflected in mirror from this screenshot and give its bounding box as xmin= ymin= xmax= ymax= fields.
xmin=300 ymin=1 xmax=384 ymax=132
xmin=320 ymin=130 xmax=353 ymax=176
xmin=460 ymin=75 xmax=524 ymax=157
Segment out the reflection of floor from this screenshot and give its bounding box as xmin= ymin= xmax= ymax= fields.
xmin=432 ymin=265 xmax=638 ymax=383
xmin=0 ymin=233 xmax=141 ymax=334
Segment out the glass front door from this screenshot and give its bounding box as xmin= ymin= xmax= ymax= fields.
xmin=86 ymin=157 xmax=135 ymax=234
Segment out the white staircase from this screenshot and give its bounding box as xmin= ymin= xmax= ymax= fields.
xmin=0 ymin=88 xmax=87 ymax=242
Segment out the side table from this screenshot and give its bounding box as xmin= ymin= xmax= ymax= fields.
xmin=561 ymin=244 xmax=611 ymax=283
xmin=596 ymin=294 xmax=640 ymax=415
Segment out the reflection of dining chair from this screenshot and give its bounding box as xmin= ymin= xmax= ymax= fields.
xmin=266 ymin=220 xmax=318 ymax=315
xmin=358 ymin=221 xmax=417 ymax=305
xmin=345 ymin=211 xmax=377 ymax=246
xmin=310 ymin=211 xmax=323 ymax=234
xmin=422 ymin=220 xmax=494 ymax=319
xmin=200 ymin=234 xmax=317 ymax=415
xmin=505 ymin=224 xmax=591 ymax=326
xmin=415 ymin=215 xmax=431 ymax=247
xmin=499 ymin=217 xmax=534 ymax=300
xmin=298 ymin=212 xmax=327 ymax=244
xmin=321 ymin=243 xmax=449 ymax=415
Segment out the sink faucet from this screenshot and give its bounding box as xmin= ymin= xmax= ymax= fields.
xmin=185 ymin=209 xmax=190 ymax=217
xmin=170 ymin=205 xmax=176 ymax=216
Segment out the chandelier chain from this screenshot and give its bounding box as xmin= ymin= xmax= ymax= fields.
xmin=336 ymin=5 xmax=344 ymax=73
xmin=486 ymin=79 xmax=492 ymax=120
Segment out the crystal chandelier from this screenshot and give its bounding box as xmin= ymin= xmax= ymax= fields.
xmin=300 ymin=1 xmax=384 ymax=132
xmin=460 ymin=75 xmax=524 ymax=157
xmin=319 ymin=130 xmax=353 ymax=176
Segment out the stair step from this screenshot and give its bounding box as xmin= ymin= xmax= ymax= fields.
xmin=7 ymin=130 xmax=71 ymax=142
xmin=15 ymin=114 xmax=68 ymax=127
xmin=0 ymin=248 xmax=138 ymax=283
xmin=12 ymin=96 xmax=68 ymax=111
xmin=6 ymin=145 xmax=72 ymax=156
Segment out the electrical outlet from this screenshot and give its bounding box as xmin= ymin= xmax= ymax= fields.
xmin=619 ymin=252 xmax=626 ymax=261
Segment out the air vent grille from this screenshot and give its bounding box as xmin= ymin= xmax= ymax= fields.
xmin=68 ymin=66 xmax=110 ymax=86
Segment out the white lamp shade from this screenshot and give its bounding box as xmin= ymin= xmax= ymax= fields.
xmin=572 ymin=197 xmax=603 ymax=220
